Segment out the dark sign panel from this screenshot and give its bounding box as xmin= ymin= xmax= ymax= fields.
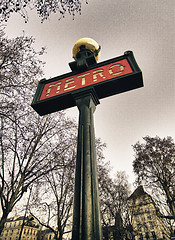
xmin=31 ymin=51 xmax=143 ymax=115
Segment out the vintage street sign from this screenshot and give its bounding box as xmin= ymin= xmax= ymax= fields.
xmin=31 ymin=51 xmax=143 ymax=116
xmin=31 ymin=38 xmax=143 ymax=240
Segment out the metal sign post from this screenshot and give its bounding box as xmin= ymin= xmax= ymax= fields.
xmin=31 ymin=38 xmax=143 ymax=240
xmin=72 ymin=89 xmax=102 ymax=240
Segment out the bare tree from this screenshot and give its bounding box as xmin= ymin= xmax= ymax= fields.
xmin=99 ymin=167 xmax=132 ymax=239
xmin=0 ymin=27 xmax=77 ymax=234
xmin=132 ymin=135 xmax=175 ymax=220
xmin=0 ymin=0 xmax=88 ymax=23
xmin=29 ymin=143 xmax=76 ymax=240
xmin=28 ymin=138 xmax=106 ymax=240
xmin=0 ymin=103 xmax=77 ymax=235
xmin=0 ymin=26 xmax=45 ymax=116
xmin=0 ymin=28 xmax=45 ymax=90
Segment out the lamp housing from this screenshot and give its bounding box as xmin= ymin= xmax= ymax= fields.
xmin=69 ymin=37 xmax=101 ymax=72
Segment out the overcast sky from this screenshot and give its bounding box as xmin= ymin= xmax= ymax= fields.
xmin=4 ymin=0 xmax=175 ymax=187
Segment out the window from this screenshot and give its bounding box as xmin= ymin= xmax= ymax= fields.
xmin=162 ymin=231 xmax=165 ymax=239
xmin=152 ymin=231 xmax=157 ymax=240
xmin=145 ymin=232 xmax=149 ymax=239
xmin=143 ymin=223 xmax=148 ymax=230
xmin=134 ymin=215 xmax=139 ymax=223
xmin=141 ymin=214 xmax=145 ymax=221
xmin=137 ymin=224 xmax=141 ymax=232
xmin=139 ymin=233 xmax=143 ymax=240
xmin=138 ymin=207 xmax=143 ymax=214
xmin=149 ymin=221 xmax=154 ymax=229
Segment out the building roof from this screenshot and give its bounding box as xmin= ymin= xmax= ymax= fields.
xmin=42 ymin=229 xmax=55 ymax=234
xmin=128 ymin=185 xmax=164 ymax=217
xmin=6 ymin=216 xmax=28 ymax=222
xmin=128 ymin=185 xmax=148 ymax=200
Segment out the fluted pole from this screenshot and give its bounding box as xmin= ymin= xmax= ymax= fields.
xmin=72 ymin=88 xmax=102 ymax=240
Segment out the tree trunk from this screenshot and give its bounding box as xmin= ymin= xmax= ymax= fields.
xmin=58 ymin=233 xmax=63 ymax=240
xmin=163 ymin=184 xmax=175 ymax=219
xmin=0 ymin=210 xmax=9 ymax=235
xmin=115 ymin=212 xmax=123 ymax=240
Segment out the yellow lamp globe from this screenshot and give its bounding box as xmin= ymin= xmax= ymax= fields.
xmin=72 ymin=37 xmax=100 ymax=61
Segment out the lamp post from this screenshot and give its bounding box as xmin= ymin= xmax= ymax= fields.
xmin=31 ymin=37 xmax=143 ymax=240
xmin=69 ymin=38 xmax=102 ymax=240
xmin=71 ymin=89 xmax=102 ymax=240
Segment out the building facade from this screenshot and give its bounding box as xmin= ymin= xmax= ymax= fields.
xmin=38 ymin=229 xmax=55 ymax=240
xmin=128 ymin=186 xmax=170 ymax=240
xmin=0 ymin=215 xmax=39 ymax=240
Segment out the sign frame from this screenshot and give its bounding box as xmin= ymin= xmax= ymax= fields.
xmin=31 ymin=51 xmax=143 ymax=116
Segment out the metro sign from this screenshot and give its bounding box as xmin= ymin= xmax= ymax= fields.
xmin=31 ymin=51 xmax=143 ymax=116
